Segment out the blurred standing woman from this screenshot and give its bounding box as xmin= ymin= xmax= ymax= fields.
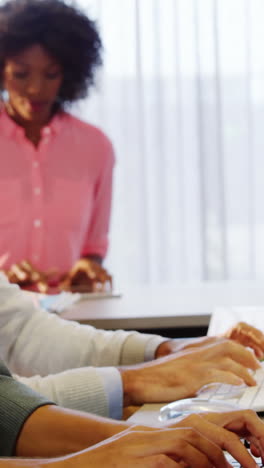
xmin=0 ymin=0 xmax=114 ymax=291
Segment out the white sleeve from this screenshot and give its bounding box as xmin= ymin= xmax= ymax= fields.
xmin=15 ymin=367 xmax=123 ymax=420
xmin=0 ymin=274 xmax=165 ymax=377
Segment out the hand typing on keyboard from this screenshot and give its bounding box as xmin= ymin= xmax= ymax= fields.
xmin=166 ymin=409 xmax=264 ymax=468
xmin=196 ymin=363 xmax=264 ymax=412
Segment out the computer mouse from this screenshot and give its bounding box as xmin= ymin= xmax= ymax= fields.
xmin=159 ymin=398 xmax=240 ymax=422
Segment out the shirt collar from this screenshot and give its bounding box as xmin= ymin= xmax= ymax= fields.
xmin=0 ymin=109 xmax=66 ymax=139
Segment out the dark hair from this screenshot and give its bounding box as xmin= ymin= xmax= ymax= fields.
xmin=0 ymin=0 xmax=103 ymax=108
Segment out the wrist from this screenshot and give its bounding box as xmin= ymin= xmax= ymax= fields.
xmin=119 ymin=368 xmax=139 ymax=407
xmin=154 ymin=340 xmax=172 ymax=359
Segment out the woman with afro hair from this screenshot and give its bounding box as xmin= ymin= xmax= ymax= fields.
xmin=0 ymin=0 xmax=113 ymax=292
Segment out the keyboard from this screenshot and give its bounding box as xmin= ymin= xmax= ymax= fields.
xmin=197 ymin=362 xmax=264 ymax=412
xmin=226 ymin=452 xmax=263 ymax=467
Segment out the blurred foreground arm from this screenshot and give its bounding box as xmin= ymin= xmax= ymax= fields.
xmin=156 ymin=322 xmax=264 ymax=359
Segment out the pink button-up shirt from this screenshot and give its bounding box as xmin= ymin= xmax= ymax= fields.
xmin=0 ymin=110 xmax=114 ymax=273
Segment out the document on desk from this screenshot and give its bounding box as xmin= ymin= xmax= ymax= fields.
xmin=208 ymin=306 xmax=264 ymax=336
xmin=24 ymin=290 xmax=122 ymax=314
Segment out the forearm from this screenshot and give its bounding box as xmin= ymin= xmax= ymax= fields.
xmin=0 ymin=277 xmax=160 ymax=372
xmin=16 ymin=405 xmax=130 ymax=458
xmin=0 ymin=275 xmax=165 ymax=375
xmin=154 ymin=337 xmax=221 ymax=358
xmin=0 ymin=460 xmax=58 ymax=467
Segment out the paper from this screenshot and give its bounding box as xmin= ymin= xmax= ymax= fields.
xmin=208 ymin=306 xmax=264 ymax=336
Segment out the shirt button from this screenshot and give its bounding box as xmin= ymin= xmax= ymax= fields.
xmin=33 ymin=161 xmax=39 ymax=168
xmin=34 ymin=219 xmax=42 ymax=228
xmin=34 ymin=187 xmax=41 ymax=195
xmin=43 ymin=127 xmax=51 ymax=135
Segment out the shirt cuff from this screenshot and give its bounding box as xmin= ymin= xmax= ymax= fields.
xmin=96 ymin=368 xmax=123 ymax=420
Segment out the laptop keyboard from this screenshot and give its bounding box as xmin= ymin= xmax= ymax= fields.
xmin=226 ymin=453 xmax=263 ymax=467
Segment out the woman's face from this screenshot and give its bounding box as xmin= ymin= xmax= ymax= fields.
xmin=3 ymin=44 xmax=63 ymax=124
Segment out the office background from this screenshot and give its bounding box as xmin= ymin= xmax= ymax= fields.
xmin=16 ymin=0 xmax=264 ymax=286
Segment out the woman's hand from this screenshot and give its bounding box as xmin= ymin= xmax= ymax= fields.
xmin=60 ymin=258 xmax=112 ymax=293
xmin=4 ymin=260 xmax=50 ymax=293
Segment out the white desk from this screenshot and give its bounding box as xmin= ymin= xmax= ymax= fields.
xmin=62 ymin=281 xmax=264 ymax=331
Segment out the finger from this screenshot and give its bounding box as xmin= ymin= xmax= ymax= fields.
xmin=208 ymin=340 xmax=261 ymax=370
xmin=95 ymin=274 xmax=107 ymax=286
xmin=126 ymin=429 xmax=230 ymax=468
xmin=172 ymin=430 xmax=230 ymax=468
xmin=20 ymin=260 xmax=33 ymax=272
xmin=70 ymin=270 xmax=95 ymax=288
xmin=251 ymin=346 xmax=264 ymax=359
xmin=96 ymin=269 xmax=111 ymax=284
xmin=199 ymin=368 xmax=244 ymax=387
xmin=233 ymin=330 xmax=264 ymax=358
xmin=99 ymin=275 xmax=112 ymax=291
xmin=36 ymin=280 xmax=48 ymax=294
xmin=251 ymin=445 xmax=261 ymax=459
xmin=206 ymin=425 xmax=259 ymax=468
xmin=20 ymin=261 xmax=41 ymax=281
xmin=223 ymin=410 xmax=264 ymax=459
xmin=10 ymin=263 xmax=28 ymax=281
xmin=78 ymin=264 xmax=97 ymax=279
xmin=247 ymin=438 xmax=262 ymax=458
xmin=169 ymin=414 xmax=258 ymax=468
xmin=198 ymin=409 xmax=264 ymax=460
xmin=203 ymin=409 xmax=263 ymax=437
xmin=229 ymin=323 xmax=264 ymax=350
xmin=214 ymin=357 xmax=257 ymax=386
xmin=69 ymin=261 xmax=96 ymax=280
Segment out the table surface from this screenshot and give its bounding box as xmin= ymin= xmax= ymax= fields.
xmin=61 ymin=281 xmax=264 ymax=330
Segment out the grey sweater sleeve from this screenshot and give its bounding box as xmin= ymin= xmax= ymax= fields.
xmin=0 ymin=361 xmax=54 ymax=457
